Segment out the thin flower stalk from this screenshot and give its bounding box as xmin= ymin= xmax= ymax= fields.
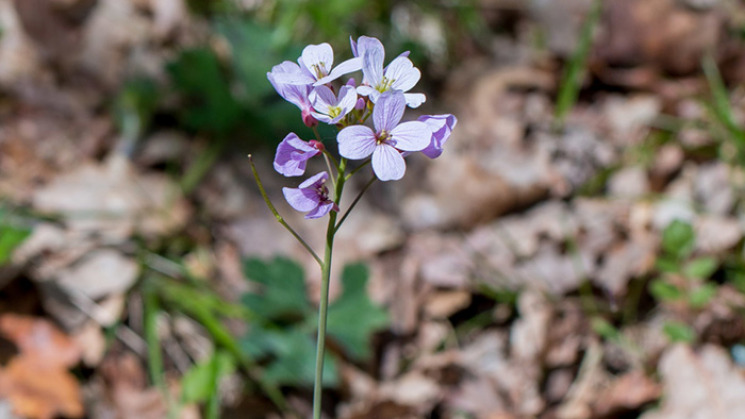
xmin=255 ymin=36 xmax=455 ymax=419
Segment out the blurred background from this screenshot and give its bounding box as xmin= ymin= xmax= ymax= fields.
xmin=2 ymin=0 xmax=745 ymax=417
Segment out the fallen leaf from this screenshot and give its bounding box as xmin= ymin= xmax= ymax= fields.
xmin=0 ymin=314 xmax=81 ymax=367
xmin=56 ymin=249 xmax=139 ymax=300
xmin=640 ymin=344 xmax=745 ymax=419
xmin=0 ymin=314 xmax=83 ymax=419
xmin=592 ymin=370 xmax=661 ymax=416
xmin=0 ymin=356 xmax=83 ymax=419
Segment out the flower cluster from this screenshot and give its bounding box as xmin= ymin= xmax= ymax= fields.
xmin=268 ymin=36 xmax=456 ymax=219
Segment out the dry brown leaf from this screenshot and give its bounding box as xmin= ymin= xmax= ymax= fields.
xmin=641 ymin=344 xmax=745 ymax=419
xmin=597 ymin=0 xmax=722 ymax=84
xmin=33 ymin=155 xmax=190 ymax=241
xmin=459 ymin=331 xmax=545 ymax=416
xmin=0 ymin=314 xmax=81 ymax=367
xmin=423 ymin=291 xmax=472 ymax=319
xmin=0 ymin=356 xmax=84 ymax=419
xmin=96 ymin=352 xmax=169 ymax=419
xmin=56 ymin=249 xmax=139 ymax=300
xmin=695 ymin=215 xmax=743 ymax=254
xmin=592 ymin=370 xmax=661 ymax=416
xmin=0 ymin=314 xmax=83 ymax=419
xmin=511 ymin=291 xmax=551 ymax=362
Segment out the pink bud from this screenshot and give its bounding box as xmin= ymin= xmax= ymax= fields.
xmin=309 ymin=140 xmax=325 ymax=151
xmin=302 ymin=109 xmax=318 ymax=127
xmin=355 ymin=98 xmax=365 ymax=111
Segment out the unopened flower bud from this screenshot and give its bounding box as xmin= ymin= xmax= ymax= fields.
xmin=302 ymin=109 xmax=319 ymax=127
xmin=355 ymin=97 xmax=365 ymax=111
xmin=309 ymin=140 xmax=325 ymax=151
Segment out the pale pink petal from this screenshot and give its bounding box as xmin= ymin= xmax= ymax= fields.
xmin=305 ymin=201 xmax=335 ymax=219
xmin=273 ymin=133 xmax=318 ymax=176
xmin=338 ymin=125 xmax=377 ymax=160
xmin=389 ymin=121 xmax=431 ymax=152
xmin=298 ymin=171 xmax=328 ymax=188
xmin=385 ymin=57 xmax=420 ymax=92
xmin=373 ymin=91 xmax=406 ymax=133
xmin=362 ymin=47 xmax=384 ymax=87
xmin=372 ymin=144 xmax=406 ymax=181
xmin=337 ymin=85 xmax=358 ymax=115
xmin=301 ymin=43 xmax=334 ymax=77
xmin=309 ymin=85 xmax=337 ymax=111
xmin=314 ymin=57 xmax=362 ymax=85
xmin=403 ymin=93 xmax=426 ymax=108
xmin=355 ymin=36 xmax=384 ymax=58
xmin=283 ymin=187 xmax=319 ymax=212
xmin=356 ymin=85 xmax=375 ymax=97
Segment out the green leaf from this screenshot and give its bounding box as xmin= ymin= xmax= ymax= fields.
xmin=683 ymin=257 xmax=718 ymax=279
xmin=241 ymin=257 xmax=312 ymax=322
xmin=649 ymin=279 xmax=683 ymax=302
xmin=663 ymin=322 xmax=695 ymax=343
xmin=181 ymin=351 xmax=236 ymax=404
xmin=325 ymin=263 xmax=389 ymax=360
xmin=655 ymin=257 xmax=680 ymax=274
xmin=0 ymin=222 xmax=31 ymax=266
xmin=661 ymin=220 xmax=695 ymax=260
xmin=688 ymin=283 xmax=718 ymax=309
xmin=728 ymin=269 xmax=745 ymax=293
xmin=241 ymin=325 xmax=337 ymax=387
xmin=591 ymin=317 xmax=620 ymax=341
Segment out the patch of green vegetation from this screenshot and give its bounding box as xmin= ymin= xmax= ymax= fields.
xmin=553 ymin=0 xmax=602 ymax=131
xmin=240 ymin=257 xmax=389 ymax=387
xmin=650 ymin=220 xmax=721 ymax=342
xmin=0 ymin=209 xmax=31 ymax=266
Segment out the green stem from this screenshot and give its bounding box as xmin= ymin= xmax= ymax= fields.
xmin=312 ymin=158 xmax=347 ymax=419
xmin=248 ymin=155 xmax=323 ymax=267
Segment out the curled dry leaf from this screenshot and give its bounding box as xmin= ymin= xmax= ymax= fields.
xmin=592 ymin=370 xmax=661 ymax=417
xmin=0 ymin=313 xmax=81 ymax=367
xmin=0 ymin=314 xmax=83 ymax=419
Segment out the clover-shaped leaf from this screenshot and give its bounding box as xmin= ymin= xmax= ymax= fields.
xmin=242 ymin=257 xmax=312 ymax=322
xmin=326 ymin=263 xmax=389 ymax=360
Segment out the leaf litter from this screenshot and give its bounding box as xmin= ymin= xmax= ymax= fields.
xmin=3 ymin=0 xmax=745 ymax=417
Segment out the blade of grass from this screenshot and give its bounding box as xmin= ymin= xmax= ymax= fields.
xmin=152 ymin=277 xmax=290 ymax=413
xmin=553 ymin=0 xmax=602 ymax=131
xmin=143 ymin=288 xmax=178 ymax=418
xmin=702 ymin=54 xmax=745 ymax=156
xmin=144 ymin=289 xmax=166 ymax=389
xmin=205 ymin=351 xmax=223 ymax=419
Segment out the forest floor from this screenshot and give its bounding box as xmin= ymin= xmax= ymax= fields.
xmin=3 ymin=0 xmax=745 ymax=418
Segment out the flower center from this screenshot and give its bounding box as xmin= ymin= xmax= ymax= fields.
xmin=328 ymin=106 xmax=341 ymax=118
xmin=376 ymin=76 xmax=395 ymax=93
xmin=376 ymin=130 xmax=391 ymax=145
xmin=311 ymin=63 xmax=328 ymax=79
xmin=315 ymin=182 xmax=330 ymax=201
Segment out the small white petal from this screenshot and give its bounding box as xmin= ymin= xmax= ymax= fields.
xmin=301 ymin=43 xmax=334 ymax=77
xmin=404 ymin=93 xmax=426 ymax=108
xmin=338 ymin=126 xmax=377 ymax=159
xmin=372 ymin=144 xmax=406 ymax=181
xmin=385 ymin=57 xmax=420 ymax=92
xmin=390 ymin=121 xmax=431 ymax=151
